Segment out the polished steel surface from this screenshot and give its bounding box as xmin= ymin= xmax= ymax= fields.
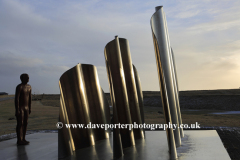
xmin=177 ymin=130 xmax=231 ymax=160
xmin=161 ymin=8 xmax=181 ymax=147
xmin=0 ymin=133 xmax=58 ymax=160
xmin=117 ymin=131 xmax=231 ymax=160
xmin=0 ymin=131 xmax=230 ymax=160
xmin=150 ymin=6 xmax=178 ymax=159
xmin=104 ymin=36 xmax=135 ymax=152
xmin=65 ymin=132 xmax=113 ymax=160
xmin=112 ymin=101 xmax=124 ymax=159
xmin=119 ymin=38 xmax=144 ymax=140
xmin=132 ymin=65 xmax=145 ymax=127
xmin=163 ymin=8 xmax=183 ymax=139
xmin=105 ymin=60 xmax=124 ymax=159
xmin=59 ymin=64 xmax=94 ymax=152
xmin=81 ymin=64 xmax=109 ymax=141
xmin=58 ymin=92 xmax=75 ymax=158
xmin=59 ymin=64 xmax=111 ymax=158
xmin=170 ymin=48 xmax=184 ymax=138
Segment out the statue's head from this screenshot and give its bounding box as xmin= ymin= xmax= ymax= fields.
xmin=20 ymin=73 xmax=29 ymax=84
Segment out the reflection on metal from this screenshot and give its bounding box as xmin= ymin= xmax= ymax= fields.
xmin=119 ymin=38 xmax=144 ymax=140
xmin=105 ymin=36 xmax=136 ymax=158
xmin=150 ymin=6 xmax=180 ymax=159
xmin=171 ymin=48 xmax=184 ymax=138
xmin=132 ymin=65 xmax=145 ymax=127
xmin=81 ymin=64 xmax=110 ymax=140
xmin=58 ymin=64 xmax=110 ymax=158
xmin=112 ymin=88 xmax=124 ymax=159
xmin=59 ymin=64 xmax=94 ymax=152
xmin=58 ymin=87 xmax=75 ymax=158
xmin=161 ymin=7 xmax=181 ymax=147
xmin=105 ymin=60 xmax=124 ymax=159
xmin=105 ymin=36 xmax=146 ymax=159
xmin=68 ymin=133 xmax=113 ymax=160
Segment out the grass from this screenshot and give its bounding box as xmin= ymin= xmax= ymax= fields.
xmin=181 ymin=110 xmax=240 ymax=127
xmin=144 ymin=106 xmax=240 ymax=127
xmin=0 ymin=95 xmax=14 ymax=98
xmin=0 ymin=98 xmax=59 ymax=136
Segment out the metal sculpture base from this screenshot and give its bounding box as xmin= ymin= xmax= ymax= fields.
xmin=0 ymin=133 xmax=58 ymax=160
xmin=63 ymin=133 xmax=113 ymax=160
xmin=119 ymin=130 xmax=230 ymax=160
xmin=0 ymin=131 xmax=230 ymax=160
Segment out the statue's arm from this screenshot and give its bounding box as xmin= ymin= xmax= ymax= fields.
xmin=15 ymin=85 xmax=20 ymax=116
xmin=29 ymin=86 xmax=32 ymax=114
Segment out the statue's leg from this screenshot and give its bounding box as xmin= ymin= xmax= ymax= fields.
xmin=17 ymin=109 xmax=24 ymax=144
xmin=23 ymin=108 xmax=29 ymax=143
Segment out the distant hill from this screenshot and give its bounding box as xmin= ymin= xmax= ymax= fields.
xmin=30 ymin=89 xmax=240 ymax=110
xmin=0 ymin=92 xmax=8 ymax=95
xmin=143 ymin=89 xmax=240 ymax=96
xmin=142 ymin=89 xmax=240 ymax=110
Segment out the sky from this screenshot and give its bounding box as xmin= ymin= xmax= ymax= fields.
xmin=1 ymin=0 xmax=240 ymax=94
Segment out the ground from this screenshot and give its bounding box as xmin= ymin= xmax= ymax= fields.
xmin=0 ymin=97 xmax=59 ymax=136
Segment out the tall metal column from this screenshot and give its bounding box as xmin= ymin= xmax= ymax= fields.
xmin=119 ymin=38 xmax=144 ymax=139
xmin=163 ymin=8 xmax=184 ymax=138
xmin=170 ymin=48 xmax=184 ymax=138
xmin=133 ymin=65 xmax=145 ymax=127
xmin=150 ymin=6 xmax=179 ymax=159
xmin=105 ymin=60 xmax=124 ymax=159
xmin=104 ymin=36 xmax=135 ymax=149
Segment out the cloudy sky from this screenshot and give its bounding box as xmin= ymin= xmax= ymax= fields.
xmin=1 ymin=0 xmax=240 ymax=94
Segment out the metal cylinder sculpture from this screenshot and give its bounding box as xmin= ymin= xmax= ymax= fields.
xmin=81 ymin=64 xmax=110 ymax=140
xmin=118 ymin=38 xmax=145 ymax=139
xmin=150 ymin=6 xmax=183 ymax=159
xmin=58 ymin=63 xmax=110 ymax=158
xmin=170 ymin=48 xmax=184 ymax=138
xmin=104 ymin=36 xmax=145 ymax=158
xmin=133 ymin=65 xmax=145 ymax=126
xmin=162 ymin=8 xmax=184 ymax=139
xmin=104 ymin=36 xmax=135 ymax=152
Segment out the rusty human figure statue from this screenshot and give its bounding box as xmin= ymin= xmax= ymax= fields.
xmin=15 ymin=73 xmax=32 ymax=145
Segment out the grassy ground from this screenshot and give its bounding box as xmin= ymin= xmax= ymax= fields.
xmin=0 ymin=95 xmax=15 ymax=98
xmin=144 ymin=106 xmax=240 ymax=127
xmin=0 ymin=98 xmax=59 ymax=136
xmin=1 ymin=94 xmax=239 ymax=136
